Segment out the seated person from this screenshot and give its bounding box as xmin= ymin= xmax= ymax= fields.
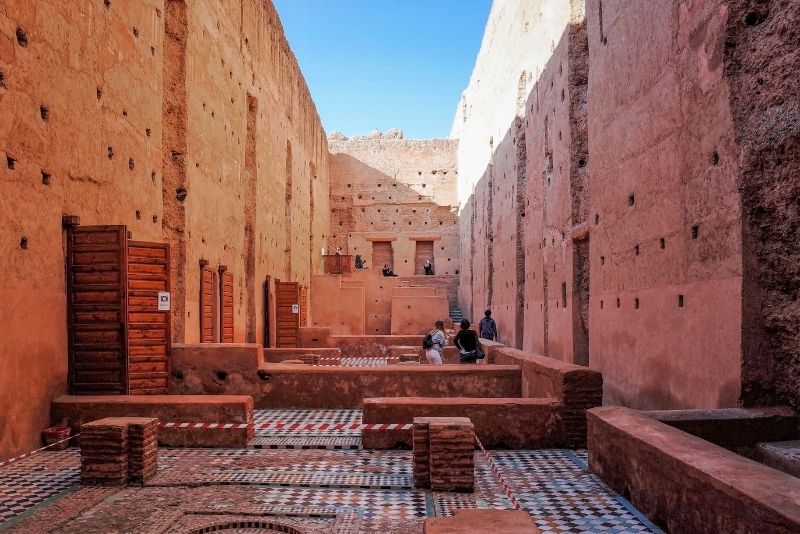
xmin=423 ymin=259 xmax=434 ymax=275
xmin=355 ymin=254 xmax=364 ymax=269
xmin=382 ymin=264 xmax=398 ymax=277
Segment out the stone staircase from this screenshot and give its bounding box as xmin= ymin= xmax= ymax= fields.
xmin=449 ymin=307 xmax=464 ymax=323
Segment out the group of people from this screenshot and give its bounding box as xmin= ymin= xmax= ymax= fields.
xmin=423 ymin=310 xmax=498 ymax=365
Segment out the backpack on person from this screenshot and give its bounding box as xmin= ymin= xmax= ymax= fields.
xmin=422 ymin=333 xmax=434 ymax=349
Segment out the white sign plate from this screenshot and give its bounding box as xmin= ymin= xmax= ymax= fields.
xmin=291 ymin=304 xmax=299 ymax=314
xmin=158 ymin=292 xmax=171 ymax=311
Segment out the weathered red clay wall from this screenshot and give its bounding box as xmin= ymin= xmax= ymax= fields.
xmin=0 ymin=0 xmax=329 ymax=459
xmin=328 ymin=134 xmax=459 ymax=277
xmin=456 ymin=0 xmax=800 ymax=410
xmin=725 ymin=0 xmax=800 ymax=411
xmin=585 ymin=0 xmax=744 ymax=409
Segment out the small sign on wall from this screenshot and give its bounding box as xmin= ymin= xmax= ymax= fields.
xmin=291 ymin=304 xmax=299 ymax=314
xmin=158 ymin=292 xmax=171 ymax=311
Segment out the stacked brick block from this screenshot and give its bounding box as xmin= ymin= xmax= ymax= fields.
xmin=80 ymin=417 xmax=159 ymax=486
xmin=561 ymin=371 xmax=604 ymax=449
xmin=127 ymin=418 xmax=159 ymax=483
xmin=413 ymin=417 xmax=474 ymax=492
xmin=80 ymin=419 xmax=129 ymax=486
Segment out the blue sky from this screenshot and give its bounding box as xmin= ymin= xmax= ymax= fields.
xmin=273 ymin=0 xmax=492 ymax=140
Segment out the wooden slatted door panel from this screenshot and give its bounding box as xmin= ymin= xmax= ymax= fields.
xmin=127 ymin=241 xmax=170 ymax=395
xmin=372 ymin=241 xmax=394 ymax=271
xmin=67 ymin=225 xmax=128 ymax=395
xmin=200 ymin=267 xmax=215 ymax=343
xmin=275 ymin=281 xmax=299 ymax=347
xmin=220 ymin=271 xmax=234 ymax=343
xmin=299 ymin=286 xmax=308 ymax=327
xmin=414 ymin=241 xmax=434 ymax=274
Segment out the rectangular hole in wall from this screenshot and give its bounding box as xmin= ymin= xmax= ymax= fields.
xmin=678 ymin=294 xmax=684 ymax=307
xmin=561 ymin=282 xmax=567 ymax=308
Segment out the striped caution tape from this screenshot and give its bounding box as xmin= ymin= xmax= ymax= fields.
xmin=158 ymin=421 xmax=413 ymax=431
xmin=475 ymin=435 xmax=522 ymax=511
xmin=0 ymin=434 xmax=78 ymax=468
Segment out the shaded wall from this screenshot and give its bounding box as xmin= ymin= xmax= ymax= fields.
xmin=455 ymin=0 xmax=800 ymax=410
xmin=328 ymin=135 xmax=459 ymax=278
xmin=0 ymin=0 xmax=329 ymax=459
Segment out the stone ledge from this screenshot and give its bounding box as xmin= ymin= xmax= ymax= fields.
xmin=52 ymin=395 xmax=253 ymax=448
xmin=362 ymin=397 xmax=565 ymax=449
xmin=588 ymin=406 xmax=800 ymax=534
xmin=646 ymin=406 xmax=798 ymax=449
xmin=423 ymin=509 xmax=539 ymax=533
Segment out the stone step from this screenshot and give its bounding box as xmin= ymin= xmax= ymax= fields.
xmin=755 ymin=440 xmax=800 ymax=478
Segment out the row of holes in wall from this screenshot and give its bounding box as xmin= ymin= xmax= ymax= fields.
xmin=533 ymin=292 xmax=687 ymax=311
xmin=597 ymin=295 xmax=685 ymax=309
xmin=6 ymin=146 xmax=167 ymax=219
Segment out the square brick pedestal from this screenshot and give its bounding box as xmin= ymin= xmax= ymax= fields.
xmin=413 ymin=417 xmax=475 ymax=492
xmin=80 ymin=417 xmax=159 ymax=486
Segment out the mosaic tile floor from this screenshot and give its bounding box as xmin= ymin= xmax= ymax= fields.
xmin=252 ymin=409 xmax=363 ymax=450
xmin=0 ymin=409 xmax=663 ymax=533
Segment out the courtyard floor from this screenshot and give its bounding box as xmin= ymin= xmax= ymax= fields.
xmin=0 ymin=410 xmax=662 ymax=533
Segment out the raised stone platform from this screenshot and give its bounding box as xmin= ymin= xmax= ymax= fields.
xmin=423 ymin=509 xmax=540 ymax=534
xmin=170 ymin=361 xmax=522 ymax=409
xmin=646 ymin=407 xmax=798 ymax=450
xmin=52 ymin=395 xmax=254 ymax=447
xmin=362 ymin=397 xmax=565 ymax=449
xmin=491 ymin=348 xmax=602 ymax=448
xmin=588 ymin=406 xmax=800 ymax=533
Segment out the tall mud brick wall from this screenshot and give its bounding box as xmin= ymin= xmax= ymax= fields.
xmin=455 ymin=0 xmax=800 ymax=411
xmin=0 ymin=0 xmax=329 ymax=459
xmin=328 ymin=132 xmax=459 ymax=277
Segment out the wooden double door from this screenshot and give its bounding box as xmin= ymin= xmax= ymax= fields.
xmin=67 ymin=225 xmax=170 ymax=395
xmin=199 ymin=266 xmax=234 ymax=344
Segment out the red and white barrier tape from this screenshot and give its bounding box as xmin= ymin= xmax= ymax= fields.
xmin=475 ymin=435 xmax=521 ymax=511
xmin=158 ymin=421 xmax=413 ymax=431
xmin=0 ymin=434 xmax=78 ymax=468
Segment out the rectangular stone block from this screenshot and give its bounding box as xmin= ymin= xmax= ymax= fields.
xmin=412 ymin=417 xmax=474 ymax=492
xmin=126 ymin=417 xmax=159 ymax=483
xmin=413 ymin=419 xmax=432 ymax=488
xmin=80 ymin=418 xmax=129 ymax=486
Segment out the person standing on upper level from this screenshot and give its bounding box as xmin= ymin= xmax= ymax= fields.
xmin=478 ymin=309 xmax=497 ymax=341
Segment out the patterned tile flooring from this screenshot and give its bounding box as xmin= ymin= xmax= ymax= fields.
xmin=0 ymin=409 xmax=663 ymax=533
xmin=253 ymin=409 xmax=363 ymax=450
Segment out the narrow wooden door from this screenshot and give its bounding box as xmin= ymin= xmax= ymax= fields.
xmin=275 ymin=281 xmax=299 ymax=347
xmin=220 ymin=270 xmax=234 ymax=343
xmin=200 ymin=266 xmax=215 ymax=343
xmin=67 ymin=226 xmax=128 ymax=394
xmin=126 ymin=241 xmax=170 ymax=394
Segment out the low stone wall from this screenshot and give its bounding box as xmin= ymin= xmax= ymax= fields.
xmin=362 ymin=397 xmax=565 ymax=449
xmin=646 ymin=407 xmax=798 ymax=450
xmin=330 ymin=335 xmax=424 ymax=357
xmin=492 ymin=348 xmax=602 ymax=447
xmin=52 ymin=395 xmax=254 ymax=447
xmin=170 ymin=362 xmax=522 ymax=409
xmin=588 ymin=406 xmax=800 ymax=534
